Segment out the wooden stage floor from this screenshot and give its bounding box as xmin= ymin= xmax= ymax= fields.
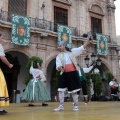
xmin=0 ymin=102 xmax=120 ymax=120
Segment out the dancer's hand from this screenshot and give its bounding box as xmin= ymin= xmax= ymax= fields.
xmin=9 ymin=64 xmax=13 ymax=68
xmin=58 ymin=66 xmax=64 ymax=71
xmin=88 ymin=35 xmax=93 ymax=41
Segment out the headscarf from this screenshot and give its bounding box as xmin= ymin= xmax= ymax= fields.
xmin=58 ymin=41 xmax=71 ymax=52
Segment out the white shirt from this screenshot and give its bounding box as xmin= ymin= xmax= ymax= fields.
xmin=78 ymin=66 xmax=93 ymax=76
xmin=56 ymin=45 xmax=85 ymax=69
xmin=109 ymin=81 xmax=118 ymax=87
xmin=0 ymin=44 xmax=5 ymax=56
xmin=30 ymin=66 xmax=46 ymax=82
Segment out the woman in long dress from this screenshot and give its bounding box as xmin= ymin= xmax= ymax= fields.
xmin=0 ymin=33 xmax=13 ymax=114
xmin=22 ymin=62 xmax=51 ymax=106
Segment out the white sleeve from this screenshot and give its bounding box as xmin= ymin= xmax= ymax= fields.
xmin=83 ymin=66 xmax=93 ymax=73
xmin=71 ymin=45 xmax=85 ymax=57
xmin=109 ymin=81 xmax=113 ymax=86
xmin=40 ymin=71 xmax=46 ymax=81
xmin=29 ymin=66 xmax=34 ymax=74
xmin=56 ymin=56 xmax=63 ymax=70
xmin=0 ymin=44 xmax=5 ymax=56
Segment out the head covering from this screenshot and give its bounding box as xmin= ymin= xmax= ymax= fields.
xmin=58 ymin=41 xmax=67 ymax=46
xmin=58 ymin=41 xmax=71 ymax=52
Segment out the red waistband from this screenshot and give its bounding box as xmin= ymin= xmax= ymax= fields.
xmin=64 ymin=64 xmax=76 ymax=72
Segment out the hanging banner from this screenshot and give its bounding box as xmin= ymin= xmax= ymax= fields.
xmin=58 ymin=25 xmax=72 ymax=49
xmin=11 ymin=14 xmax=30 ymax=46
xmin=96 ymin=33 xmax=108 ymax=55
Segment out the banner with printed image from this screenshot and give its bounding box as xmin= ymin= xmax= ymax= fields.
xmin=11 ymin=14 xmax=30 ymax=46
xmin=97 ymin=33 xmax=108 ymax=55
xmin=58 ymin=25 xmax=72 ymax=49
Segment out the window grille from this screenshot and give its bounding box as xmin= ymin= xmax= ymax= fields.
xmin=91 ymin=17 xmax=102 ymax=40
xmin=54 ymin=6 xmax=68 ymax=32
xmin=8 ymin=0 xmax=27 ymax=16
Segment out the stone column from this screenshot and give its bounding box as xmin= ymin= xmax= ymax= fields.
xmin=107 ymin=2 xmax=116 ymax=40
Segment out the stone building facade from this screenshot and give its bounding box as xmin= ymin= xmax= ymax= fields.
xmin=0 ymin=0 xmax=119 ymax=102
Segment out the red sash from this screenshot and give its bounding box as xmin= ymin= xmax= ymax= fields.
xmin=64 ymin=64 xmax=76 ymax=72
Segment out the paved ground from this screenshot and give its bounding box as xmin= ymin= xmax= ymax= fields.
xmin=0 ymin=102 xmax=120 ymax=120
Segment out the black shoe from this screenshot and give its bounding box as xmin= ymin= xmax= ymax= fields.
xmin=28 ymin=104 xmax=34 ymax=106
xmin=0 ymin=110 xmax=7 ymax=114
xmin=42 ymin=103 xmax=48 ymax=106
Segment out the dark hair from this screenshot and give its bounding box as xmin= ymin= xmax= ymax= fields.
xmin=65 ymin=46 xmax=71 ymax=52
xmin=0 ymin=33 xmax=2 ymax=37
xmin=33 ymin=62 xmax=41 ymax=68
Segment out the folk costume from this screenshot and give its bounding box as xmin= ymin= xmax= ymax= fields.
xmin=77 ymin=64 xmax=93 ymax=104
xmin=22 ymin=65 xmax=51 ymax=105
xmin=109 ymin=79 xmax=119 ymax=101
xmin=54 ymin=41 xmax=86 ymax=111
xmin=0 ymin=44 xmax=9 ymax=114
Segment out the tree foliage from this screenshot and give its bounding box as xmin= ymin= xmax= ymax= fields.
xmin=91 ymin=73 xmax=102 ymax=96
xmin=105 ymin=71 xmax=113 ymax=83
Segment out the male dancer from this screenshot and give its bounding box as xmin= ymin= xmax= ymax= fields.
xmin=54 ymin=36 xmax=92 ymax=111
xmin=77 ymin=63 xmax=96 ymax=105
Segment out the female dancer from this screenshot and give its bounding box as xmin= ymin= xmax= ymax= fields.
xmin=22 ymin=62 xmax=51 ymax=106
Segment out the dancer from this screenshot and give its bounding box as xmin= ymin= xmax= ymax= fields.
xmin=109 ymin=76 xmax=119 ymax=101
xmin=54 ymin=36 xmax=92 ymax=111
xmin=0 ymin=33 xmax=13 ymax=114
xmin=77 ymin=63 xmax=95 ymax=105
xmin=22 ymin=62 xmax=51 ymax=106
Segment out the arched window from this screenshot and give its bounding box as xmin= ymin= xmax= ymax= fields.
xmin=89 ymin=4 xmax=104 ymax=40
xmin=8 ymin=0 xmax=27 ymax=16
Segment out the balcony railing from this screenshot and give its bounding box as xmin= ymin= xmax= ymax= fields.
xmin=91 ymin=32 xmax=111 ymax=43
xmin=0 ymin=9 xmax=113 ymax=42
xmin=0 ymin=9 xmax=78 ymax=36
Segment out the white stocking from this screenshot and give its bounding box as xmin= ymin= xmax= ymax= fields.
xmin=0 ymin=108 xmax=3 ymax=111
xmin=59 ymin=91 xmax=64 ymax=106
xmin=72 ymin=93 xmax=78 ymax=106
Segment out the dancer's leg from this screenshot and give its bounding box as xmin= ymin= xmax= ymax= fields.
xmin=54 ymin=91 xmax=64 ymax=111
xmin=72 ymin=92 xmax=79 ymax=111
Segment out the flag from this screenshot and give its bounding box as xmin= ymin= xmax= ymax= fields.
xmin=11 ymin=14 xmax=30 ymax=46
xmin=58 ymin=25 xmax=72 ymax=49
xmin=97 ymin=33 xmax=108 ymax=55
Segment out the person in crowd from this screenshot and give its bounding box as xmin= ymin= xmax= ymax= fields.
xmin=109 ymin=76 xmax=119 ymax=101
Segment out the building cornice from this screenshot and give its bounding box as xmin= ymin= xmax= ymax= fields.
xmin=52 ymin=0 xmax=72 ymax=6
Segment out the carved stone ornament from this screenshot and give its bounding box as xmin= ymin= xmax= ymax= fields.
xmin=89 ymin=4 xmax=104 ymax=15
xmin=53 ymin=0 xmax=72 ymax=5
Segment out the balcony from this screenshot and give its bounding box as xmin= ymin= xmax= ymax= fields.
xmin=0 ymin=9 xmax=114 ymax=44
xmin=91 ymin=32 xmax=111 ymax=43
xmin=0 ymin=9 xmax=78 ymax=36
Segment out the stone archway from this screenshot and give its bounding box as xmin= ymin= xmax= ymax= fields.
xmin=92 ymin=62 xmax=111 ymax=96
xmin=1 ymin=51 xmax=29 ymax=103
xmin=0 ymin=53 xmax=20 ymax=103
xmin=46 ymin=57 xmax=57 ymax=101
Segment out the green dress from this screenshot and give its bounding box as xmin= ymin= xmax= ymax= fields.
xmin=22 ymin=66 xmax=51 ymax=102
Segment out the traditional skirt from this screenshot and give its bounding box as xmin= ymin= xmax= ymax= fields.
xmin=22 ymin=78 xmax=51 ymax=102
xmin=0 ymin=69 xmax=9 ymax=106
xmin=58 ymin=71 xmax=81 ymax=93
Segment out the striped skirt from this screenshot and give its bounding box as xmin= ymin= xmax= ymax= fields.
xmin=0 ymin=69 xmax=9 ymax=106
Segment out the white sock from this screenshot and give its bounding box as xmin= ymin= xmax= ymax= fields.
xmin=72 ymin=93 xmax=78 ymax=106
xmin=0 ymin=108 xmax=3 ymax=111
xmin=59 ymin=91 xmax=64 ymax=106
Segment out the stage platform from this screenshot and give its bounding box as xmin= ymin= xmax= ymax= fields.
xmin=0 ymin=102 xmax=120 ymax=120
